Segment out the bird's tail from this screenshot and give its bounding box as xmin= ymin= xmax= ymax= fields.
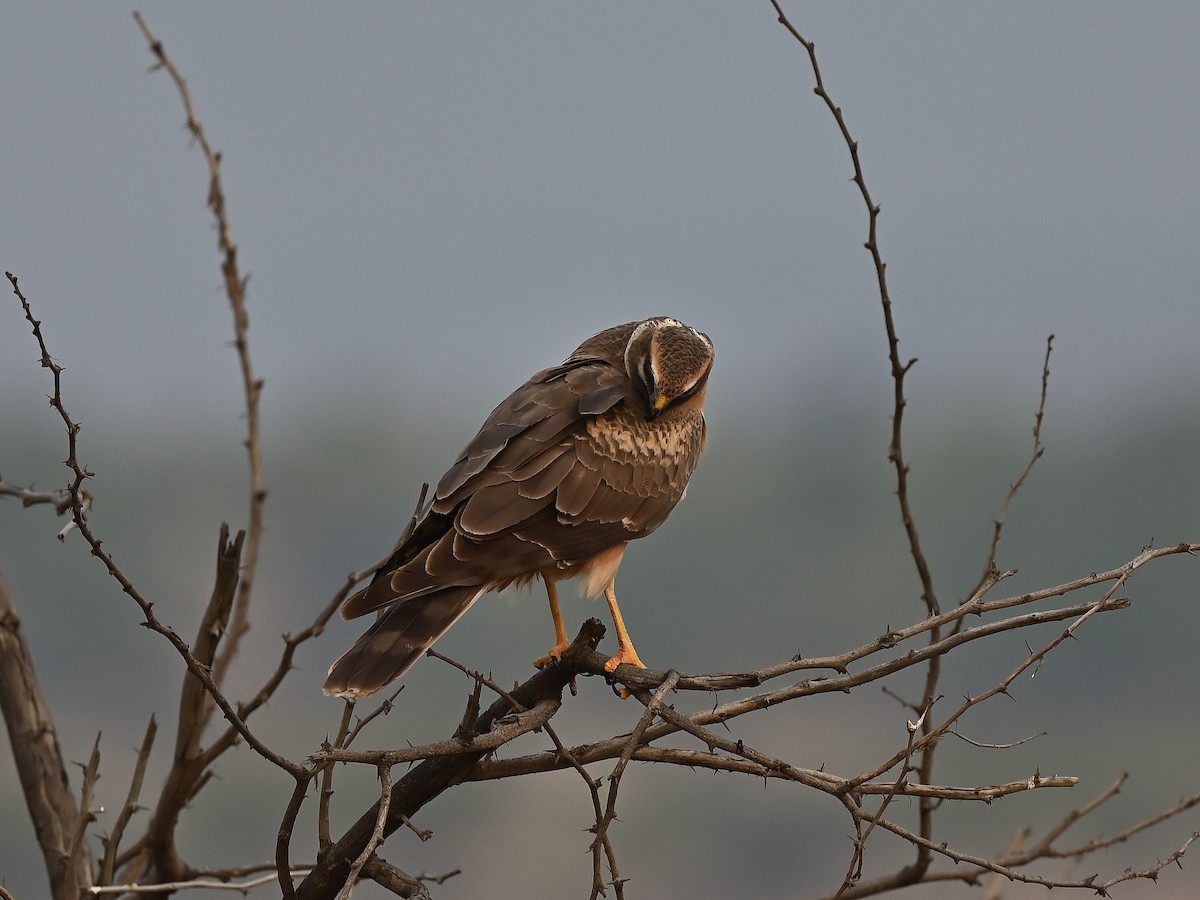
xmin=322 ymin=585 xmax=486 ymax=699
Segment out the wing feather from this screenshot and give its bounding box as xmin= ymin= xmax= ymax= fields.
xmin=553 ymin=458 xmax=604 ymax=518
xmin=513 ymin=512 xmax=634 ymax=562
xmin=458 ymin=480 xmax=547 ymax=536
xmin=435 ymin=368 xmax=593 ymax=501
xmin=514 ymin=447 xmax=577 ymax=500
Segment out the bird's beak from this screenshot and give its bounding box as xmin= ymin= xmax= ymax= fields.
xmin=648 ymin=393 xmax=669 ymax=418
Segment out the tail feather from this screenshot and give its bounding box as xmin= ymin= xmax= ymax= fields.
xmin=323 ymin=585 xmax=485 ymax=698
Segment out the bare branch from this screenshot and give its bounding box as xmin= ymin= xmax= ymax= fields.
xmin=544 ymin=718 xmax=612 ymax=900
xmin=337 ymin=765 xmax=393 ymax=900
xmin=769 ymin=2 xmax=935 ymax=618
xmin=317 ymin=703 xmax=355 ymax=854
xmin=7 ymin=272 xmax=306 ymax=785
xmin=0 ymin=566 xmax=94 ymax=899
xmin=6 ymin=272 xmax=92 ymax=522
xmin=341 ymin=686 xmax=405 ymax=750
xmin=1042 ymin=785 xmax=1200 ymax=862
xmin=361 ymin=858 xmax=432 ymax=900
xmin=946 ymin=728 xmax=1046 ymax=750
xmin=99 ymin=717 xmax=157 ymax=885
xmin=68 ymin=736 xmax=102 ymax=881
xmin=968 ymin=334 xmax=1055 ymax=602
xmin=294 ymin=619 xmax=605 ymax=900
xmin=277 ymin=773 xmax=316 ymax=900
xmin=837 ymin=702 xmax=931 ymax=895
xmin=768 ymin=3 xmax=948 ymax=877
xmin=140 ymin=526 xmax=246 ymax=880
xmin=466 ymin=596 xmax=1133 ymax=783
xmin=614 ymin=747 xmax=1078 ymax=801
xmin=0 ymin=479 xmax=90 ymax=542
xmin=131 ymin=12 xmax=266 ymax=694
xmin=313 ymin=696 xmax=559 ymax=768
xmin=589 ymin=671 xmax=681 ymax=900
xmin=838 ymin=807 xmax=1192 ymax=898
xmin=89 ymin=869 xmax=311 ymax=895
xmin=1014 ymin=774 xmax=1128 ymax=870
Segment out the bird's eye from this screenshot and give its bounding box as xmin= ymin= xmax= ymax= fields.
xmin=640 ymin=356 xmax=655 ymax=393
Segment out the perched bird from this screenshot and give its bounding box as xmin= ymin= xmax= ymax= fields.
xmin=324 ymin=317 xmax=714 ymax=699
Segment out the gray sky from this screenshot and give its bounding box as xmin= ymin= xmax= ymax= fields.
xmin=5 ymin=3 xmax=1198 ymax=441
xmin=3 ymin=5 xmax=1199 ymax=899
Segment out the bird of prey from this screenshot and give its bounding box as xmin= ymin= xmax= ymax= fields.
xmin=324 ymin=317 xmax=714 ymax=699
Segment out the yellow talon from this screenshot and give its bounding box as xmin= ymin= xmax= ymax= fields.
xmin=603 ymin=646 xmax=647 ymax=673
xmin=533 ymin=638 xmax=571 ymax=670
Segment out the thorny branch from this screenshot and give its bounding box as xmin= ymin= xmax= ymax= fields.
xmin=132 ymin=11 xmax=266 ymax=700
xmin=290 ymin=621 xmax=605 ymax=900
xmin=767 ymin=6 xmax=1088 ymax=895
xmin=589 ymin=671 xmax=681 ymax=900
xmin=768 ymin=4 xmax=949 ymax=885
xmin=4 ymin=269 xmax=308 ymax=900
xmin=7 ymin=278 xmax=304 ymax=783
xmin=769 ymin=1 xmax=936 ymax=619
xmin=968 ymin=334 xmax=1055 ymax=604
xmin=0 ymin=479 xmax=89 ymax=540
xmin=338 ymin=765 xmax=394 ymax=900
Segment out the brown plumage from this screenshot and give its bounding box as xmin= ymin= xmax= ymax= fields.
xmin=324 ymin=317 xmax=714 ymax=699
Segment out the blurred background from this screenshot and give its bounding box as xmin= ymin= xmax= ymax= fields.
xmin=2 ymin=3 xmax=1198 ymax=898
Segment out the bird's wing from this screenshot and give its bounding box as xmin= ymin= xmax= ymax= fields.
xmin=341 ymin=357 xmax=695 ymax=619
xmin=433 ymin=358 xmax=623 ymax=500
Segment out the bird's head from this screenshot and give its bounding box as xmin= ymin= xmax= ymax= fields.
xmin=624 ymin=317 xmax=714 ymax=419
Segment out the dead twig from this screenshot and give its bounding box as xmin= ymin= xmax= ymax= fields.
xmin=966 ymin=334 xmax=1055 ymax=607
xmin=132 ymin=11 xmax=266 ymax=697
xmin=99 ymin=716 xmax=157 ymax=884
xmin=589 ymin=671 xmax=680 ymax=900
xmin=0 ymin=563 xmax=94 ymax=900
xmin=337 ymin=765 xmax=393 ymax=900
xmin=89 ymin=869 xmax=312 ymax=895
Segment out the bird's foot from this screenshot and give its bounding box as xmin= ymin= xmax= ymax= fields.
xmin=533 ymin=638 xmax=572 ymax=670
xmin=603 ymin=647 xmax=647 ymax=673
xmin=604 ymin=647 xmax=647 ymax=699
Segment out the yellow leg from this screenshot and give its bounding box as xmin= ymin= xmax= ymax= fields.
xmin=603 ymin=583 xmax=646 ymax=673
xmin=533 ymin=579 xmax=571 ymax=669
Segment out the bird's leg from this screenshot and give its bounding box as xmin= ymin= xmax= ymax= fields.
xmin=603 ymin=583 xmax=646 ymax=673
xmin=533 ymin=579 xmax=571 ymax=669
